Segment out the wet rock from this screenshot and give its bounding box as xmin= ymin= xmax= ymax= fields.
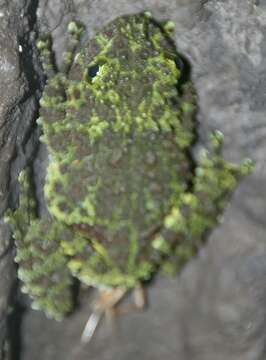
xmin=0 ymin=0 xmax=42 ymax=358
xmin=2 ymin=0 xmax=266 ymax=359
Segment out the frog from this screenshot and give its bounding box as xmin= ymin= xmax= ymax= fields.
xmin=6 ymin=12 xmax=253 ymax=342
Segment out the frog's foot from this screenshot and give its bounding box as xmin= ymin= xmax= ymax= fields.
xmin=61 ymin=21 xmax=85 ymax=74
xmin=37 ymin=35 xmax=57 ymax=79
xmin=37 ymin=21 xmax=84 ymax=79
xmin=81 ymin=285 xmax=146 ymax=343
xmin=111 ymin=283 xmax=146 ymax=315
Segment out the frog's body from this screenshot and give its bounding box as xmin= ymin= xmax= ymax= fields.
xmin=7 ymin=13 xmax=252 ymax=324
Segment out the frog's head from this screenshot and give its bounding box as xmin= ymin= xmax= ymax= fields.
xmin=66 ymin=13 xmax=181 ymax=130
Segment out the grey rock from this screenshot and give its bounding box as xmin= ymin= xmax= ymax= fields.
xmin=0 ymin=222 xmax=13 ymax=360
xmin=0 ymin=0 xmax=42 ymax=358
xmin=2 ymin=0 xmax=266 ymax=359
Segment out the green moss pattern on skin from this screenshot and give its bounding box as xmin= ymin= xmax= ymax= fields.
xmin=5 ymin=172 xmax=73 ymax=320
xmin=6 ymin=13 xmax=253 ymax=319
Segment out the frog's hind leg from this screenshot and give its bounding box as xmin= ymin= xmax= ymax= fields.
xmin=153 ymin=132 xmax=254 ymax=274
xmin=189 ymin=130 xmax=253 ymax=233
xmin=5 ymin=169 xmax=38 ymax=240
xmin=6 ymin=169 xmax=74 ymax=320
xmin=16 ymin=217 xmax=74 ymax=320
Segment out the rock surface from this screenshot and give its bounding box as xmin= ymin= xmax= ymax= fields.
xmin=0 ymin=0 xmax=42 ymax=358
xmin=1 ymin=0 xmax=266 ymax=359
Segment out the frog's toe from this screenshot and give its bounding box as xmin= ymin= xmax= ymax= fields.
xmin=80 ymin=285 xmax=146 ymax=343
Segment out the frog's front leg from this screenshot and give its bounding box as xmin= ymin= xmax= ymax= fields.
xmin=61 ymin=21 xmax=85 ymax=74
xmin=37 ymin=21 xmax=85 ymax=153
xmin=37 ymin=21 xmax=84 ymax=115
xmin=6 ymin=170 xmax=74 ymax=320
xmin=37 ymin=21 xmax=84 ymax=78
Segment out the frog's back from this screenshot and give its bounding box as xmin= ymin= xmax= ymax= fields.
xmin=40 ymin=13 xmax=196 ymax=268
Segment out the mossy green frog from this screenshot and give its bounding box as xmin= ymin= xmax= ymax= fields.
xmin=6 ymin=12 xmax=253 ymax=341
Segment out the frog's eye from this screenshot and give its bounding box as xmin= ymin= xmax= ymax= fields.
xmin=87 ymin=64 xmax=100 ymax=80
